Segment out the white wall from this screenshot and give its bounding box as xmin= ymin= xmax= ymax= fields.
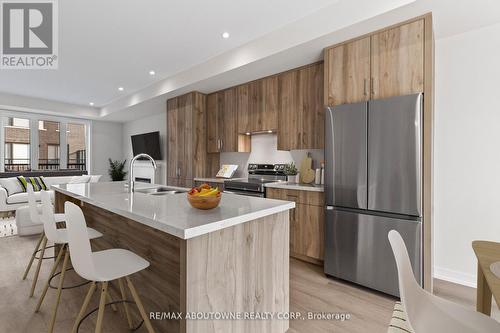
xmin=220 ymin=134 xmax=324 ymax=178
xmin=122 ymin=112 xmax=167 ymax=185
xmin=91 ymin=120 xmax=123 ymax=181
xmin=434 ymin=22 xmax=500 ymax=287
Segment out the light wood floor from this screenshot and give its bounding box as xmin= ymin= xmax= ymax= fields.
xmin=1 ymin=235 xmax=498 ymax=332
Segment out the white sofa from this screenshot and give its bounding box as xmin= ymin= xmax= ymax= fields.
xmin=0 ymin=175 xmax=101 ymax=213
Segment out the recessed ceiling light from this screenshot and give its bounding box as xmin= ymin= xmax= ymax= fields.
xmin=267 ymin=130 xmax=273 ymax=133
xmin=222 ymin=32 xmax=230 ymax=39
xmin=245 ymin=132 xmax=251 ymax=136
xmin=118 ymin=87 xmax=124 ymax=91
xmin=149 ymin=70 xmax=155 ymax=76
xmin=89 ymin=102 xmax=94 ymax=106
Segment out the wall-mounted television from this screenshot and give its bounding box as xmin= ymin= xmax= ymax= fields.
xmin=131 ymin=131 xmax=162 ymax=160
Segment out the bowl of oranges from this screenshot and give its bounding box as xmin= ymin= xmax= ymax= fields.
xmin=187 ymin=183 xmax=222 ymax=210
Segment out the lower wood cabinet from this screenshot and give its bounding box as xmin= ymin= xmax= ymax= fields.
xmin=267 ymin=187 xmax=324 ymax=265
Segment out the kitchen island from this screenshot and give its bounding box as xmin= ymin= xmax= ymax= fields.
xmin=52 ymin=182 xmax=294 ymax=333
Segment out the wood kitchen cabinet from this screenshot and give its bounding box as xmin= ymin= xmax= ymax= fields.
xmin=267 ymin=187 xmax=325 ymax=265
xmin=167 ymin=92 xmax=208 ymax=186
xmin=238 ymin=76 xmax=278 ymax=133
xmin=278 ymin=62 xmax=324 ymax=150
xmin=371 ymin=19 xmax=424 ymax=99
xmin=324 ymin=19 xmax=424 ymax=105
xmin=207 ymin=89 xmax=250 ymax=153
xmin=324 ymin=37 xmax=370 ymax=106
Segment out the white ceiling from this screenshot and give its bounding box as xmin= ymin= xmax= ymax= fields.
xmin=0 ymin=0 xmax=339 ymax=107
xmin=2 ymin=0 xmax=500 ymax=122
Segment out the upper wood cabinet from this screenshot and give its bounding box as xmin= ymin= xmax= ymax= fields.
xmin=278 ymin=62 xmax=324 ymax=150
xmin=207 ymin=89 xmax=250 ymax=153
xmin=167 ymin=92 xmax=208 ymax=186
xmin=324 ymin=37 xmax=370 ymax=106
xmin=371 ymin=19 xmax=424 ymax=99
xmin=238 ymin=76 xmax=278 ymax=133
xmin=324 ymin=19 xmax=424 ymax=105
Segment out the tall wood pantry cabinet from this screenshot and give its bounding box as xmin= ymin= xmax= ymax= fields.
xmin=166 ymin=92 xmax=208 ymax=187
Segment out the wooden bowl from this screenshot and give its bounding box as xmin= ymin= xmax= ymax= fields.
xmin=187 ymin=192 xmax=221 ymax=210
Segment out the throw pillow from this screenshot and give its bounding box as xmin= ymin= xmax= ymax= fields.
xmin=17 ymin=176 xmax=48 ymax=191
xmin=0 ymin=177 xmax=24 ymax=196
xmin=69 ymin=175 xmax=91 ymax=184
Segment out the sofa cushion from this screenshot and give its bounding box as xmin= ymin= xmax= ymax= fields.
xmin=0 ymin=177 xmax=24 ymax=196
xmin=6 ymin=190 xmax=54 ymax=204
xmin=41 ymin=176 xmax=75 ymax=187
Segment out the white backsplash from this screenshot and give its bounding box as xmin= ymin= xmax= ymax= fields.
xmin=219 ymin=134 xmax=324 ymax=178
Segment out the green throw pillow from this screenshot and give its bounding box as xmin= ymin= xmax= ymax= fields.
xmin=17 ymin=176 xmax=47 ymax=192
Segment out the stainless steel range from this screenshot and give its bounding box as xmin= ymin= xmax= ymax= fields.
xmin=224 ymin=164 xmax=287 ymax=198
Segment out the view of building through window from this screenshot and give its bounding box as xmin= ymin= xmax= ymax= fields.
xmin=67 ymin=123 xmax=86 ymax=170
xmin=38 ymin=120 xmax=60 ymax=170
xmin=4 ymin=117 xmax=31 ymax=171
xmin=2 ymin=117 xmax=87 ymax=172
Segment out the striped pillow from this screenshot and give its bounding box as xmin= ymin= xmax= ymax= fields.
xmin=17 ymin=176 xmax=48 ymax=192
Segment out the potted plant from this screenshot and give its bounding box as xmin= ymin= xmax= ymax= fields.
xmin=284 ymin=162 xmax=299 ymax=183
xmin=108 ymin=159 xmax=127 ymax=181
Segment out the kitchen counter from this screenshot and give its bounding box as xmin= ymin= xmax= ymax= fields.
xmin=265 ymin=181 xmax=324 ymax=192
xmin=52 ymin=181 xmax=294 ymax=239
xmin=52 ymin=181 xmax=292 ymax=333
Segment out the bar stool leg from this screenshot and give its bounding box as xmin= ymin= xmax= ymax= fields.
xmin=22 ymin=232 xmax=45 ymax=280
xmin=48 ymin=246 xmax=70 ymax=333
xmin=107 ymin=292 xmax=118 ymax=312
xmin=35 ymin=244 xmax=66 ymax=312
xmin=29 ymin=235 xmax=48 ymax=297
xmin=126 ymin=276 xmax=155 ymax=333
xmin=71 ymin=281 xmax=96 ymax=333
xmin=96 ymin=281 xmax=109 ymax=333
xmin=118 ymin=278 xmax=133 ymax=329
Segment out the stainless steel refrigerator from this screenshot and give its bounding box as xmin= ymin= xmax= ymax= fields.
xmin=324 ymin=93 xmax=423 ymax=297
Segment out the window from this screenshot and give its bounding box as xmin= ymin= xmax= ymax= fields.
xmin=67 ymin=123 xmax=87 ymax=170
xmin=38 ymin=120 xmax=60 ymax=170
xmin=0 ymin=113 xmax=90 ymax=173
xmin=4 ymin=117 xmax=31 ymax=171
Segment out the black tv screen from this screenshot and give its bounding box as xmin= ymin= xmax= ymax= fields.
xmin=131 ymin=131 xmax=162 ymax=160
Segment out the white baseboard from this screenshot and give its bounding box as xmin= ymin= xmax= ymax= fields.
xmin=433 ymin=266 xmax=476 ymax=288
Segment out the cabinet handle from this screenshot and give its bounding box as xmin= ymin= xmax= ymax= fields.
xmin=220 ymin=139 xmax=223 ymax=151
xmin=217 ymin=139 xmax=221 ymax=151
xmin=363 ymin=78 xmax=367 ymax=96
xmin=370 ymin=77 xmax=375 ymax=95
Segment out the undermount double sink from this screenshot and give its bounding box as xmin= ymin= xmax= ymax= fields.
xmin=134 ymin=186 xmax=187 ymax=196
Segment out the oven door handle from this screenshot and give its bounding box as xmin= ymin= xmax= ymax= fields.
xmin=224 ymin=189 xmax=265 ymax=198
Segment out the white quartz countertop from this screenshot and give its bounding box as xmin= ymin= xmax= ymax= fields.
xmin=265 ymin=182 xmax=324 ymax=192
xmin=193 ymin=177 xmax=245 ymax=184
xmin=52 ymin=182 xmax=295 ymax=240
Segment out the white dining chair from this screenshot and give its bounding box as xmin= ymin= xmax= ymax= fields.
xmin=64 ymin=201 xmax=155 ymax=333
xmin=22 ymin=184 xmax=66 ymax=297
xmin=388 ymin=230 xmax=500 ymax=333
xmin=35 ymin=190 xmax=103 ymax=333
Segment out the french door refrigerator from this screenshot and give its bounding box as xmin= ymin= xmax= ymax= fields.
xmin=324 ymin=93 xmax=423 ymax=297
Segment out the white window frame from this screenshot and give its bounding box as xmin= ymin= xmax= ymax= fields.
xmin=0 ymin=110 xmax=91 ymax=173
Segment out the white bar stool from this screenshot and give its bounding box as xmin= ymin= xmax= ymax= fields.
xmin=35 ymin=191 xmax=103 ymax=333
xmin=22 ymin=184 xmax=66 ymax=297
xmin=64 ymin=201 xmax=155 ymax=333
